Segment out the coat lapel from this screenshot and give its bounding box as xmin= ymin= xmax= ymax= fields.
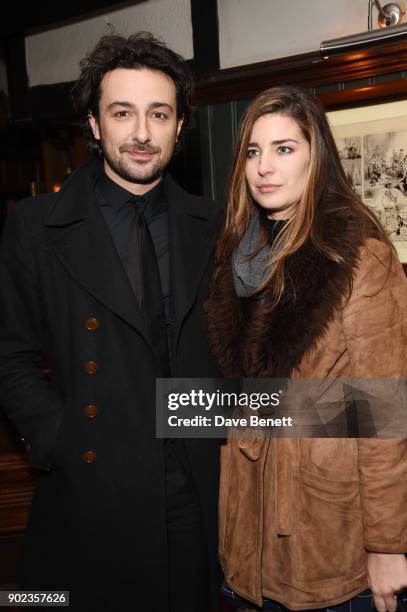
xmin=43 ymin=159 xmax=150 ymax=342
xmin=165 ymin=177 xmax=221 ymax=353
xmin=44 ymin=162 xmax=221 ymax=360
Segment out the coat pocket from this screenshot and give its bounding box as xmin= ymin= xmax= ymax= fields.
xmin=294 ymin=467 xmax=365 ymax=583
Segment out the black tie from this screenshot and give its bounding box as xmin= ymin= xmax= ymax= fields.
xmin=127 ymin=197 xmax=171 ymax=377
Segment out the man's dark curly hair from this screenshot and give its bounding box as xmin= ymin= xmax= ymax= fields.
xmin=71 ymin=32 xmax=193 ymax=157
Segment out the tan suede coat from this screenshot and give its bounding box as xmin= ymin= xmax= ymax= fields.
xmin=208 ymin=235 xmax=407 ymax=610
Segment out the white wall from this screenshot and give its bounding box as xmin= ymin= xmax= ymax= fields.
xmin=218 ymin=0 xmax=370 ymax=69
xmin=25 ymin=0 xmax=386 ymax=86
xmin=26 ymin=0 xmax=193 ymax=87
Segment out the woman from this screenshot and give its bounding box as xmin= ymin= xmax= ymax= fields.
xmin=206 ymin=86 xmax=407 ymax=612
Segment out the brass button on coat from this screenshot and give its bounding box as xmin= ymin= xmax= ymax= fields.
xmin=84 ymin=361 xmax=98 ymax=375
xmin=84 ymin=403 xmax=98 ymax=418
xmin=85 ymin=317 xmax=99 ymax=331
xmin=82 ymin=450 xmax=97 ymax=463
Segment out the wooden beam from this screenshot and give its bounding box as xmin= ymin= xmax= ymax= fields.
xmin=195 ymin=39 xmax=407 ymax=105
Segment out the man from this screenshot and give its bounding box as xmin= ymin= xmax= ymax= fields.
xmin=0 ymin=33 xmax=222 ymax=612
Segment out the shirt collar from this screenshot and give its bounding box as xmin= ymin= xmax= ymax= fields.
xmin=96 ymin=170 xmax=166 ymax=218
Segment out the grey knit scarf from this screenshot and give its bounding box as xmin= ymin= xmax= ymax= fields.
xmin=232 ymin=210 xmax=272 ymax=298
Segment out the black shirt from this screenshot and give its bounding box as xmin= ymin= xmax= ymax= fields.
xmin=95 ymin=171 xmax=171 ymax=320
xmin=259 ymin=210 xmax=286 ymax=245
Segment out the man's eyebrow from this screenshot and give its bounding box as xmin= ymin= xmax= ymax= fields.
xmin=106 ymin=101 xmax=174 ymax=112
xmin=149 ymin=101 xmax=174 ymax=112
xmin=106 ymin=101 xmax=134 ymax=110
xmin=248 ymin=138 xmax=299 ymax=147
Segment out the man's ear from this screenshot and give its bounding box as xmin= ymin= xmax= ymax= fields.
xmin=88 ymin=112 xmax=100 ymax=140
xmin=176 ymin=115 xmax=184 ymax=142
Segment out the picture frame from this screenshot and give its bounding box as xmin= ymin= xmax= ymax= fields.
xmin=328 ymin=100 xmax=407 ymax=262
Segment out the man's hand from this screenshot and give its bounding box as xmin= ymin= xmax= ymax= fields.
xmin=367 ymin=552 xmax=407 ymax=612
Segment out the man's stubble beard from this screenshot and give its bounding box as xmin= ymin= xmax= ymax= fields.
xmin=100 ymin=140 xmax=176 ymax=186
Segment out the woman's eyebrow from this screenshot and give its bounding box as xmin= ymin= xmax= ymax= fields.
xmin=247 ymin=138 xmax=299 ymax=147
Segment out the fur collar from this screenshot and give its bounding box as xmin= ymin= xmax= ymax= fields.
xmin=206 ymin=211 xmax=370 ymax=378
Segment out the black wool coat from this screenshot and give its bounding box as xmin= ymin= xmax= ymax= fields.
xmin=0 ymin=160 xmax=223 ymax=611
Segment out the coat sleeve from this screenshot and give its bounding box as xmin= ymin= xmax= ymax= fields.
xmin=342 ymin=238 xmax=407 ymax=553
xmin=0 ymin=202 xmax=64 ymax=470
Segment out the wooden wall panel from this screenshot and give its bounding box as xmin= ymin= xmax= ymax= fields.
xmin=0 ymin=454 xmax=35 ymax=588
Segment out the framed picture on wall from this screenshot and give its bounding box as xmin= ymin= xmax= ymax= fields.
xmin=328 ymin=101 xmax=407 ymax=262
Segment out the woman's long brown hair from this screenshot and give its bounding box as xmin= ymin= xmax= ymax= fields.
xmin=215 ymin=86 xmax=392 ymax=303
